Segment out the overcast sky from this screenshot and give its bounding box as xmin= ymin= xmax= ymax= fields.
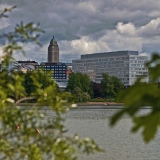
xmin=0 ymin=0 xmax=160 ymax=63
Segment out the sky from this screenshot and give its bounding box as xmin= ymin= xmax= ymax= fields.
xmin=0 ymin=0 xmax=160 ymax=63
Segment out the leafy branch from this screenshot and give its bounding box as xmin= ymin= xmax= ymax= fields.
xmin=0 ymin=6 xmax=102 ymax=159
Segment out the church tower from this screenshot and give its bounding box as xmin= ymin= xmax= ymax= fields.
xmin=48 ymin=36 xmax=59 ymax=63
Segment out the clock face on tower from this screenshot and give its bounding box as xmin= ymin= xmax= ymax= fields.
xmin=48 ymin=36 xmax=59 ymax=63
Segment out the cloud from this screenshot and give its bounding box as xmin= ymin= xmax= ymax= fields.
xmin=0 ymin=0 xmax=160 ymax=62
xmin=138 ymin=18 xmax=160 ymax=37
xmin=71 ymin=37 xmax=101 ymax=54
xmin=116 ymin=22 xmax=136 ymax=36
xmin=139 ymin=52 xmax=148 ymax=56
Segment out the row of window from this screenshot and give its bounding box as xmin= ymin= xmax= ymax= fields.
xmin=52 ymin=74 xmax=66 ymax=76
xmin=130 ymin=57 xmax=148 ymax=60
xmin=130 ymin=61 xmax=146 ymax=63
xmin=74 ymin=57 xmax=130 ymax=63
xmin=130 ymin=71 xmax=148 ymax=74
xmin=73 ymin=61 xmax=129 ymax=66
xmin=74 ymin=64 xmax=130 ymax=69
xmin=52 ymin=77 xmax=66 ymax=79
xmin=73 ymin=56 xmax=148 ymax=64
xmin=131 ymin=68 xmax=147 ymax=71
xmin=73 ymin=62 xmax=146 ymax=67
xmin=72 ymin=57 xmax=148 ymax=65
xmin=36 ymin=66 xmax=66 ymax=68
xmin=130 ymin=64 xmax=144 ymax=67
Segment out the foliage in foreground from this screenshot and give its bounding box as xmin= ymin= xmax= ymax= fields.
xmin=110 ymin=53 xmax=160 ymax=142
xmin=0 ymin=7 xmax=102 ymax=160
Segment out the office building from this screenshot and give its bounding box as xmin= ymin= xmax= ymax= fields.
xmin=72 ymin=51 xmax=149 ymax=86
xmin=36 ymin=62 xmax=67 ymax=79
xmin=35 ymin=62 xmax=67 ymax=89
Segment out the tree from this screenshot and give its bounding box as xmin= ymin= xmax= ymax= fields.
xmin=110 ymin=53 xmax=160 ymax=143
xmin=101 ymin=74 xmax=115 ymax=99
xmin=101 ymin=73 xmax=124 ymax=99
xmin=72 ymin=87 xmax=90 ymax=102
xmin=0 ymin=6 xmax=101 ymax=159
xmin=66 ymin=72 xmax=93 ymax=96
xmin=23 ymin=70 xmax=60 ymax=97
xmin=91 ymin=81 xmax=101 ymax=98
xmin=22 ymin=71 xmax=36 ymax=97
xmin=0 ymin=70 xmax=26 ymax=101
xmin=111 ymin=76 xmax=124 ymax=94
xmin=81 ymin=92 xmax=91 ymax=102
xmin=65 ymin=72 xmax=82 ymax=92
xmin=60 ymin=91 xmax=76 ymax=103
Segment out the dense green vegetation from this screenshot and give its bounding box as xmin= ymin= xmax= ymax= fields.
xmin=66 ymin=72 xmax=124 ymax=102
xmin=65 ymin=72 xmax=93 ymax=102
xmin=0 ymin=7 xmax=102 ymax=160
xmin=101 ymin=73 xmax=124 ymax=99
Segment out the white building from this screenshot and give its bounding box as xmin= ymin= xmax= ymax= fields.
xmin=72 ymin=51 xmax=149 ymax=86
xmin=17 ymin=60 xmax=39 ymax=73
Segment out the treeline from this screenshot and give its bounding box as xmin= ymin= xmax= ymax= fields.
xmin=0 ymin=70 xmax=64 ymax=103
xmin=65 ymin=72 xmax=124 ymax=102
xmin=1 ymin=69 xmax=124 ymax=103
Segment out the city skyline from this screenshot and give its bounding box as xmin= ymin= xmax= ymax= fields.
xmin=0 ymin=0 xmax=160 ymax=63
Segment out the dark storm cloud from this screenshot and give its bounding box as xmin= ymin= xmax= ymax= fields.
xmin=0 ymin=0 xmax=160 ymax=62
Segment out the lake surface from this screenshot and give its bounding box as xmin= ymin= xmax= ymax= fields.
xmin=63 ymin=106 xmax=160 ymax=160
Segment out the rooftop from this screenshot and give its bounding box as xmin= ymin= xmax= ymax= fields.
xmin=81 ymin=51 xmax=139 ymax=59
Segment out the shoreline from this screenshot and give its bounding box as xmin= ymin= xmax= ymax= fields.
xmin=17 ymin=102 xmax=123 ymax=107
xmin=16 ymin=102 xmax=123 ymax=107
xmin=77 ymin=102 xmax=123 ymax=106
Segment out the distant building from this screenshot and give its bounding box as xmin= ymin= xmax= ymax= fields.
xmin=35 ymin=62 xmax=68 ymax=89
xmin=72 ymin=51 xmax=149 ymax=86
xmin=65 ymin=63 xmax=72 ymax=79
xmin=17 ymin=60 xmax=39 ymax=73
xmin=35 ymin=37 xmax=72 ymax=89
xmin=48 ymin=36 xmax=59 ymax=63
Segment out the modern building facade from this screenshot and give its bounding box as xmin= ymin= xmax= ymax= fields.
xmin=48 ymin=36 xmax=59 ymax=63
xmin=72 ymin=51 xmax=149 ymax=86
xmin=36 ymin=62 xmax=67 ymax=79
xmin=35 ymin=62 xmax=68 ymax=89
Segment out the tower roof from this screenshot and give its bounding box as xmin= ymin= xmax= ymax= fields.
xmin=50 ymin=36 xmax=57 ymax=43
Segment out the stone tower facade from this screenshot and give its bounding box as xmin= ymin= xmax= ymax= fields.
xmin=48 ymin=36 xmax=59 ymax=63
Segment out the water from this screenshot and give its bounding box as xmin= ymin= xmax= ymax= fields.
xmin=64 ymin=107 xmax=160 ymax=160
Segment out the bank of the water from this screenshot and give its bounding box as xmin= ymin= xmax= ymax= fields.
xmin=16 ymin=102 xmax=123 ymax=107
xmin=77 ymin=102 xmax=123 ymax=106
